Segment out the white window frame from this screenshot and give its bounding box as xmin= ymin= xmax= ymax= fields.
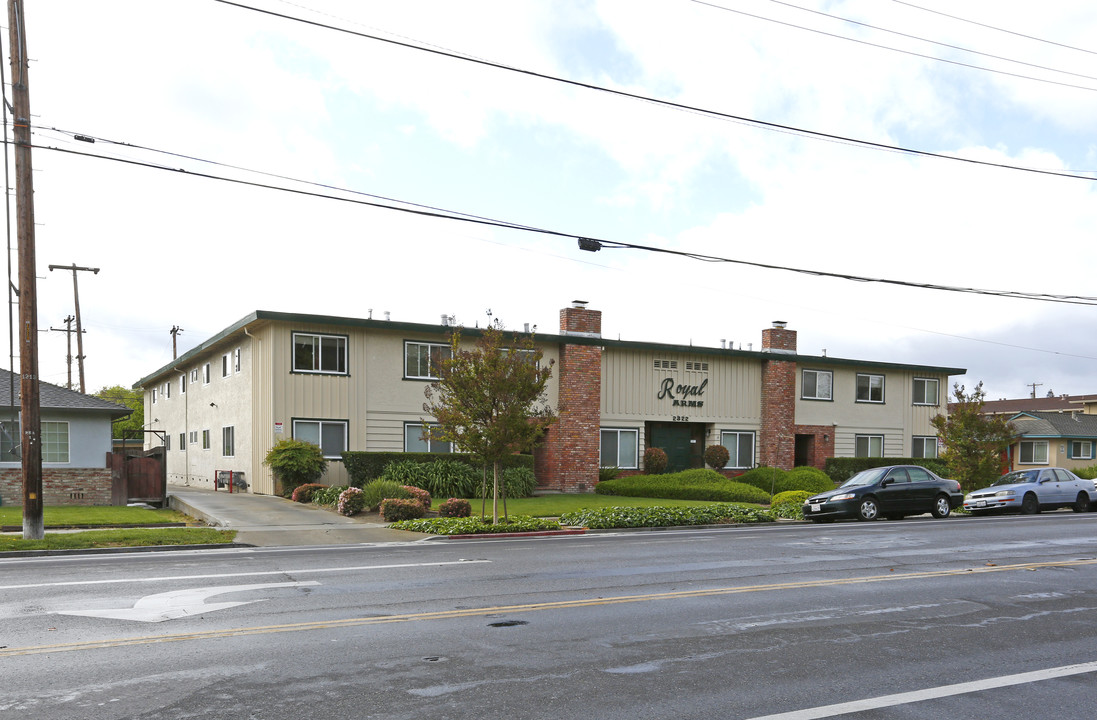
xmin=404 ymin=341 xmax=452 ymax=380
xmin=189 ymin=430 xmax=198 ymax=445
xmin=404 ymin=422 xmax=452 ymax=453
xmin=203 ymin=363 xmax=211 ymax=385
xmin=720 ymin=430 xmax=756 ymax=469
xmin=42 ymin=421 xmax=70 ymax=464
xmin=293 ymin=332 xmax=348 ymax=375
xmin=912 ymin=436 xmax=938 ymax=459
xmin=222 ymin=353 xmax=231 ymax=378
xmin=234 ymin=347 xmax=242 ymax=373
xmin=292 ymin=419 xmax=348 ymax=460
xmin=179 ymin=432 xmax=186 ymax=450
xmin=190 ymin=368 xmax=199 ymax=384
xmin=180 ymin=373 xmax=187 ymax=395
xmin=222 ymin=426 xmax=235 ymax=457
xmin=801 ymin=369 xmax=833 ymax=401
xmin=152 ymin=388 xmax=158 ymax=404
xmin=1019 ymin=440 xmax=1049 ymax=465
xmin=855 ymin=434 xmax=884 ymax=457
xmin=912 ymin=378 xmax=939 ymax=406
xmin=600 ymin=428 xmax=638 ymax=469
xmin=856 ymin=373 xmax=885 ymax=404
xmin=1069 ymin=440 xmax=1093 ymax=460
xmin=163 ymin=382 xmax=171 ymax=400
xmin=201 ymin=429 xmax=211 ymax=450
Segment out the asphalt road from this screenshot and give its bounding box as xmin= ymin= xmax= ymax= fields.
xmin=2 ymin=512 xmax=1097 ymax=719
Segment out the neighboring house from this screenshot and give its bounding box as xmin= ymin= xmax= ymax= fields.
xmin=135 ymin=302 xmax=964 ymax=496
xmin=1005 ymin=411 xmax=1097 ymax=473
xmin=981 ymin=393 xmax=1097 ymax=416
xmin=0 ymin=369 xmax=132 ymax=506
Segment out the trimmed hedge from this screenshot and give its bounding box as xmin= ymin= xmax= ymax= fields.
xmin=595 ymin=468 xmax=772 ymax=504
xmin=380 ymin=498 xmax=427 ymax=522
xmin=735 ymin=466 xmax=834 ymax=495
xmin=559 ymin=504 xmax=775 ymax=529
xmin=770 ymin=490 xmax=812 ymax=520
xmin=390 ymin=516 xmax=561 ymax=534
xmin=824 ymin=457 xmax=950 ymax=483
xmin=342 ymin=451 xmax=535 ymax=488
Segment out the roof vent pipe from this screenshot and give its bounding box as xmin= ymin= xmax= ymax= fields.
xmin=720 ymin=339 xmax=726 ymax=349
xmin=384 ymin=311 xmax=391 ymax=321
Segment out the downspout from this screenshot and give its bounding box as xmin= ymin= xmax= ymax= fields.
xmin=243 ymin=326 xmax=259 ymax=493
xmin=172 ymin=364 xmax=188 ymax=486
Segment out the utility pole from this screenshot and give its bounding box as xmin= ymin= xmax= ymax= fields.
xmin=1027 ymin=382 xmax=1043 ymax=400
xmin=48 ymin=263 xmax=99 ymax=393
xmin=49 ymin=315 xmax=77 ymax=389
xmin=9 ymin=0 xmax=43 ymax=540
xmin=170 ymin=325 xmax=184 ymax=359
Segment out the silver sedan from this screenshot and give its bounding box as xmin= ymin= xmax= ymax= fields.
xmin=964 ymin=468 xmax=1097 ymax=515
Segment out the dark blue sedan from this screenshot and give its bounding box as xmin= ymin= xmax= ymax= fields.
xmin=803 ymin=465 xmax=964 ymax=522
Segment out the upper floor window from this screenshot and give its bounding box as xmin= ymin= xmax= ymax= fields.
xmin=180 ymin=374 xmax=187 ymax=394
xmin=802 ymin=369 xmax=833 ymax=401
xmin=190 ymin=368 xmax=199 ymax=384
xmin=293 ymin=333 xmax=348 ymax=374
xmin=152 ymin=388 xmax=158 ymax=404
xmin=222 ymin=353 xmax=231 ymax=378
xmin=203 ymin=363 xmax=211 ymax=384
xmin=913 ymin=378 xmax=939 ymax=406
xmin=405 ymin=341 xmax=451 ymax=380
xmin=856 ymin=373 xmax=885 ymax=403
xmin=234 ymin=347 xmax=242 ymax=373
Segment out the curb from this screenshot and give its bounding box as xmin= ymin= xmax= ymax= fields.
xmin=0 ymin=542 xmax=254 ymax=559
xmin=439 ymin=528 xmax=588 ymax=540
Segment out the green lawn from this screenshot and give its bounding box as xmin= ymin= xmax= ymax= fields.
xmin=0 ymin=506 xmax=190 ymax=527
xmin=470 ymin=493 xmax=756 ymax=518
xmin=0 ymin=505 xmax=235 ymax=552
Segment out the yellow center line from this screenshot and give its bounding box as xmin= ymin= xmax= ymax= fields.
xmin=4 ymin=557 xmax=1095 ymax=657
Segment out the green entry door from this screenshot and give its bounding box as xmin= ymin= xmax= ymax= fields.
xmin=649 ymin=424 xmax=695 ymax=473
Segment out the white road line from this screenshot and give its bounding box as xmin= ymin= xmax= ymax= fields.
xmin=743 ymin=661 xmax=1097 ymax=720
xmin=0 ymin=559 xmax=490 ymax=591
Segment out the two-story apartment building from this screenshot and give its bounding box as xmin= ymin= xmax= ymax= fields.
xmin=136 ymin=302 xmax=964 ymax=495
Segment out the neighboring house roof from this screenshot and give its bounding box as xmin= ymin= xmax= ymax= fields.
xmin=1008 ymin=411 xmax=1097 ymax=439
xmin=981 ymin=394 xmax=1097 ymax=415
xmin=134 ymin=309 xmax=967 ymax=388
xmin=0 ymin=368 xmax=131 ymax=418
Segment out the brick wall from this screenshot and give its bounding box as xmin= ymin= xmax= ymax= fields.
xmin=792 ymin=424 xmax=836 ymax=469
xmin=0 ymin=468 xmax=113 ymax=507
xmin=535 ymin=304 xmax=603 ymax=492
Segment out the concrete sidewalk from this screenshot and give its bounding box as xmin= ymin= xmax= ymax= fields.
xmin=168 ymin=485 xmax=432 ymax=547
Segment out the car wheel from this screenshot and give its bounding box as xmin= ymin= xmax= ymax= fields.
xmin=931 ymin=494 xmax=952 ymax=518
xmin=1072 ymin=493 xmax=1090 ymax=513
xmin=856 ymin=497 xmax=879 ymax=521
xmin=1021 ymin=493 xmax=1040 ymax=514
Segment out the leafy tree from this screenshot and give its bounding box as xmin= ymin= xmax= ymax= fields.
xmin=931 ymin=382 xmax=1014 ymax=492
xmin=263 ymin=439 xmax=328 ymax=496
xmin=95 ymin=385 xmax=143 ymax=441
xmin=423 ymin=326 xmax=557 ymax=524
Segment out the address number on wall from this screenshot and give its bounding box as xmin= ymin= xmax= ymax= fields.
xmin=672 ymin=416 xmax=690 ymax=422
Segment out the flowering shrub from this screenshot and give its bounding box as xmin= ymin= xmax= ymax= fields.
xmin=703 ymin=444 xmax=730 ymax=470
xmin=311 ymin=485 xmax=347 ymax=507
xmin=643 ymin=447 xmax=668 ymax=474
xmin=291 ymin=483 xmax=328 ymax=503
xmin=380 ymin=497 xmax=427 ymax=522
xmin=337 ymin=487 xmax=366 ymax=516
xmin=402 ymin=485 xmax=432 ymax=510
xmin=437 ymin=498 xmax=472 ymax=517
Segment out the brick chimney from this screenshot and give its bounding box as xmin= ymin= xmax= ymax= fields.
xmin=535 ymin=301 xmax=602 ymax=491
xmin=759 ymin=321 xmax=796 ymax=469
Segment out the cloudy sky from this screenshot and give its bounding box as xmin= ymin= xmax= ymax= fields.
xmin=9 ymin=0 xmax=1097 ymax=401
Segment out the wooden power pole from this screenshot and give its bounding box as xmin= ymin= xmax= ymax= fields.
xmin=8 ymin=0 xmax=43 ymax=539
xmin=49 ymin=315 xmax=77 ymax=389
xmin=48 ymin=263 xmax=99 ymax=393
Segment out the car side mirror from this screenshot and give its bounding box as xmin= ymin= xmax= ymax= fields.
xmin=880 ymin=478 xmax=892 ymax=487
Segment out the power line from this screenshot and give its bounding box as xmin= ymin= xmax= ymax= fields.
xmin=688 ymin=0 xmax=1097 ymax=93
xmin=891 ymin=0 xmax=1097 ymax=57
xmin=15 ymin=134 xmax=1097 ymax=309
xmin=211 ymin=1 xmax=1097 ymax=183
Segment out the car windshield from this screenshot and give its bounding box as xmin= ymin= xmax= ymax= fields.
xmin=841 ymin=467 xmax=890 ymax=488
xmin=994 ymin=470 xmax=1038 ymax=486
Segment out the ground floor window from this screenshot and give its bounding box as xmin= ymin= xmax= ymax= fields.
xmin=0 ymin=420 xmax=69 ymax=462
xmin=912 ymin=436 xmax=938 ymax=459
xmin=222 ymin=426 xmax=235 ymax=457
xmin=294 ymin=419 xmax=348 ymax=459
xmin=855 ymin=434 xmax=884 ymax=458
xmin=1019 ymin=440 xmax=1049 ymax=465
xmin=404 ymin=423 xmax=452 ymax=453
xmin=720 ymin=430 xmax=755 ymax=469
xmin=202 ymin=429 xmax=211 ymax=450
xmin=600 ymin=428 xmax=638 ymax=469
xmin=1070 ymin=440 xmax=1093 ymax=460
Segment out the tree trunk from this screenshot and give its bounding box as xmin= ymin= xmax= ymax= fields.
xmin=492 ymin=461 xmax=500 ymax=524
